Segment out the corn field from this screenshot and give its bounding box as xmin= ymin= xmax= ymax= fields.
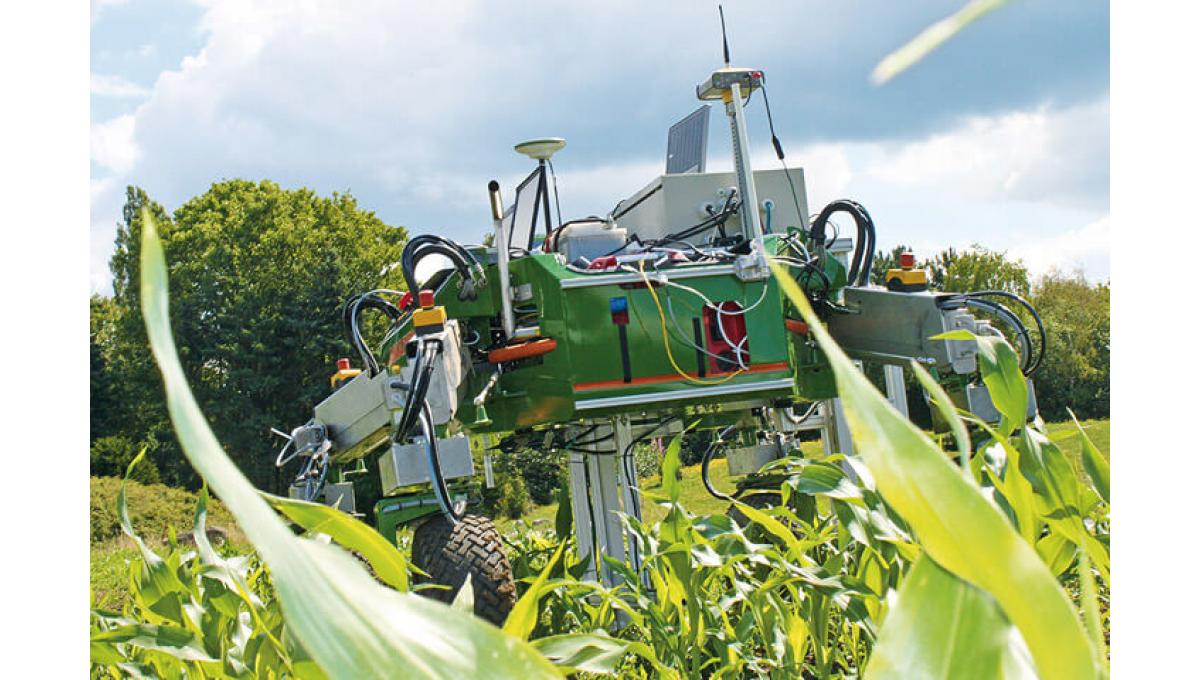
xmin=90 ymin=215 xmax=1110 ymax=678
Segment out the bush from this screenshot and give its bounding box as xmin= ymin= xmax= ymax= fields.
xmin=90 ymin=435 xmax=160 ymax=485
xmin=633 ymin=440 xmax=663 ymax=480
xmin=509 ymin=447 xmax=566 ymax=505
xmin=90 ymin=476 xmax=240 ymax=545
xmin=481 ymin=473 xmax=530 ymax=519
xmin=1030 ymin=271 xmax=1110 ymax=420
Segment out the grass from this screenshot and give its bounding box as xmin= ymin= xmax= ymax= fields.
xmin=501 ymin=418 xmax=1111 ymax=531
xmin=90 ymin=476 xmax=249 ymax=611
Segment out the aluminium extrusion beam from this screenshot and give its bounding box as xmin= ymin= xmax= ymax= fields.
xmin=883 ymin=364 xmax=909 ymax=419
xmin=566 ymin=418 xmax=642 ymax=587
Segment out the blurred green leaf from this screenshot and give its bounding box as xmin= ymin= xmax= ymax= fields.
xmin=264 ymin=493 xmax=411 ymax=592
xmin=139 ymin=211 xmax=560 ymax=680
xmin=871 ymin=0 xmax=1009 ymax=85
xmin=771 ymin=261 xmax=1097 ymax=679
xmin=1070 ymin=409 xmax=1110 ymax=504
xmin=866 ymin=554 xmax=1035 ymax=679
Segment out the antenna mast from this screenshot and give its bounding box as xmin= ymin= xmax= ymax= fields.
xmin=697 ymin=6 xmax=765 ymax=244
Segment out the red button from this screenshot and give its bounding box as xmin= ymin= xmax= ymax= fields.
xmin=900 ymin=252 xmax=916 ymax=269
xmin=336 ymin=358 xmax=351 ymax=371
xmin=418 ymin=289 xmax=435 ymax=308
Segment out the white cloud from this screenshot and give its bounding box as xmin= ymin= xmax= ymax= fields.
xmin=88 ymin=1 xmax=1109 ymax=291
xmin=90 ymin=73 xmax=150 ymax=98
xmin=91 ymin=0 xmax=129 ymax=24
xmin=865 ymin=98 xmax=1109 ymax=212
xmin=1010 ymin=215 xmax=1110 ymax=282
xmin=91 ymin=114 xmax=139 ymax=174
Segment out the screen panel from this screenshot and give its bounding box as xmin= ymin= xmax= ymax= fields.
xmin=666 ymin=105 xmax=710 ymax=174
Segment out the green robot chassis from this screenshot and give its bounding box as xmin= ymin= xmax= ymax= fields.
xmin=271 ymin=58 xmax=1045 ymax=621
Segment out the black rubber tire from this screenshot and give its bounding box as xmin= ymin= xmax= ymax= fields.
xmin=411 ymin=514 xmax=516 ymax=626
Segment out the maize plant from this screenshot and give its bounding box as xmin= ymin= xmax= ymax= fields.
xmin=90 ymin=216 xmax=1109 ymax=678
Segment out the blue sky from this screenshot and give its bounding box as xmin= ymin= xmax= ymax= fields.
xmin=90 ymin=0 xmax=1109 ymax=293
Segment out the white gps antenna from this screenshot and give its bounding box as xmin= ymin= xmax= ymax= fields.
xmin=514 ymin=137 xmax=566 ymax=161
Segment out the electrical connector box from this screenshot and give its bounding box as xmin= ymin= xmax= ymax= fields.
xmin=379 ymin=434 xmax=475 ymax=494
xmin=696 ymin=68 xmax=763 ymax=100
xmin=314 ymin=369 xmax=392 ymax=462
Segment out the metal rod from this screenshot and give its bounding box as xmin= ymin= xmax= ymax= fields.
xmin=726 ymin=82 xmax=764 ymax=242
xmin=488 ymin=180 xmax=516 ymax=339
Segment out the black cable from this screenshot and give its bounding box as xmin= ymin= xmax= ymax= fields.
xmin=394 ymin=339 xmax=438 ymax=442
xmin=808 ymin=200 xmax=876 ymax=286
xmin=759 ymin=82 xmax=805 ymax=231
xmin=701 ymin=425 xmax=737 ymax=502
xmin=604 ymin=196 xmax=738 ymax=258
xmin=619 ymin=418 xmax=676 ymax=517
xmin=400 ymin=235 xmax=484 ymax=300
xmin=962 ymin=298 xmax=1033 ymax=371
xmin=419 ymin=401 xmax=465 ymax=522
xmin=960 ymin=290 xmax=1046 ymax=375
xmin=619 ymin=418 xmax=674 ymax=576
xmin=343 ymin=293 xmax=404 ymax=375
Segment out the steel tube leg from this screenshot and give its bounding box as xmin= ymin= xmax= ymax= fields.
xmin=583 ymin=422 xmax=627 ymax=587
xmin=883 ymin=364 xmax=909 ymax=419
xmin=613 ymin=416 xmax=644 ymax=578
xmin=567 ymin=448 xmax=599 ymax=582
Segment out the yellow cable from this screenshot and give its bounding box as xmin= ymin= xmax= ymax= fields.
xmin=638 ymin=261 xmax=744 ymax=386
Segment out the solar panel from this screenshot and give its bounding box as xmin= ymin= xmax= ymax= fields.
xmin=666 ymin=105 xmax=710 ymax=174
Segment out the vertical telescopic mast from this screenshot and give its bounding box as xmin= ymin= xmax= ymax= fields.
xmin=487 ymin=180 xmax=515 ymax=339
xmin=697 ymin=8 xmax=765 ymax=243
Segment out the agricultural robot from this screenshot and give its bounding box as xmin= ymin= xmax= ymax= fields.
xmin=271 ymin=56 xmax=1044 ymax=625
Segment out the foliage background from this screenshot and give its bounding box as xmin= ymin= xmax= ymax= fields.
xmin=91 ymin=182 xmax=1108 ymax=504
xmin=91 ymin=181 xmax=407 ymax=493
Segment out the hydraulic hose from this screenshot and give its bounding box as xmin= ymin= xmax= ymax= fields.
xmin=808 ymin=199 xmax=876 ymax=286
xmin=419 ymin=401 xmax=466 ymax=523
xmin=701 ymin=425 xmax=738 ymax=502
xmin=963 ymin=298 xmax=1033 ymax=374
xmin=966 ymin=290 xmax=1046 ymax=375
xmin=394 ymin=339 xmax=439 ymax=442
xmin=400 ymin=235 xmax=484 ymax=300
xmin=342 ymin=292 xmax=404 ymax=375
xmin=394 ymin=335 xmax=465 ymax=522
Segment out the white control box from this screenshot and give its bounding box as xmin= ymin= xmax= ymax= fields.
xmin=613 ymin=168 xmax=809 ymax=245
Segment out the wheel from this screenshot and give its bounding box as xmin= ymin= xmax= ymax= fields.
xmin=411 ymin=514 xmax=516 ymax=626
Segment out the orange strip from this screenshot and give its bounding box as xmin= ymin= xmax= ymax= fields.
xmin=387 ymin=331 xmax=415 ymax=365
xmin=573 ymin=361 xmax=790 ymax=392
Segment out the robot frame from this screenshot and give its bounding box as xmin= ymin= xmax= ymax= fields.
xmin=271 ymin=60 xmax=1045 ymax=624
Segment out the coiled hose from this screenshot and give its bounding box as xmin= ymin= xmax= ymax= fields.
xmin=808 ymin=199 xmax=876 ymax=286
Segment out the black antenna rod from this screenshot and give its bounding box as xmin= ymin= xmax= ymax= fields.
xmin=719 ymin=5 xmax=730 ymax=66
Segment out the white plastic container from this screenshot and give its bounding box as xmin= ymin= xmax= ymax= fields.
xmin=556 ymin=220 xmax=628 ymax=265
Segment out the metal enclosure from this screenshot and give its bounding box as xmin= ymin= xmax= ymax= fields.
xmin=313 ymin=369 xmax=392 ymax=461
xmin=614 ymin=168 xmax=809 ymax=244
xmin=379 ymin=434 xmax=475 ymax=495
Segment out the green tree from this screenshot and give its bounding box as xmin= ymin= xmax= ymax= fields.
xmin=870 ymin=244 xmax=912 ymax=285
xmin=104 ymin=180 xmax=408 ymax=491
xmin=90 ymin=295 xmax=119 ymax=438
xmin=940 ymin=244 xmax=1030 ymax=295
xmin=1029 ymin=270 xmax=1109 ymax=420
xmin=925 ymin=246 xmax=958 ymax=290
